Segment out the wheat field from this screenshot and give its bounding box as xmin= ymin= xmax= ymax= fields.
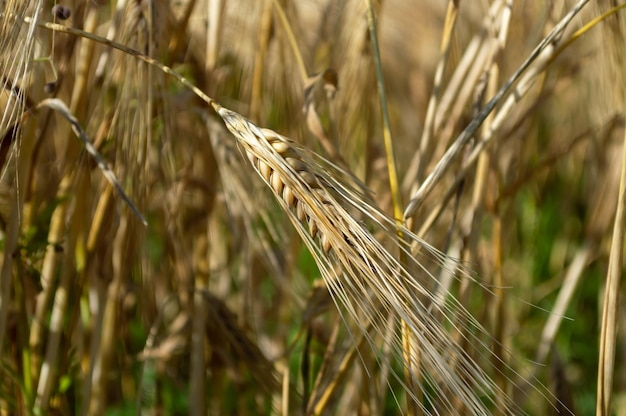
xmin=0 ymin=0 xmax=625 ymax=415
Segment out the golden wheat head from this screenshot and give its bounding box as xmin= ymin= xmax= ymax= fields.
xmin=213 ymin=103 xmax=524 ymax=415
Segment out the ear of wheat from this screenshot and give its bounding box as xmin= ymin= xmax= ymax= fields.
xmin=214 ymin=103 xmax=518 ymax=415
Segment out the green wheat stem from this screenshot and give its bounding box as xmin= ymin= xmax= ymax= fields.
xmin=364 ymin=0 xmax=403 ymax=226
xmin=364 ymin=1 xmax=420 ymax=415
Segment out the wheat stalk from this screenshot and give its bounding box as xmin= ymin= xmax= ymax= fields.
xmin=596 ymin=2 xmax=626 ymax=414
xmin=403 ymin=0 xmax=590 ymax=219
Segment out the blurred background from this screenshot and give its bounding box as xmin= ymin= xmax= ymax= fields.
xmin=0 ymin=0 xmax=624 ymax=414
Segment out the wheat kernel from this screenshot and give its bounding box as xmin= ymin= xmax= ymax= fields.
xmin=308 ymin=217 xmax=319 ymax=239
xmin=270 ymin=141 xmax=290 ymax=154
xmin=285 ymin=157 xmax=306 ymax=172
xmin=258 ymin=160 xmax=271 ymax=181
xmin=271 ymin=173 xmax=284 ymax=195
xmin=283 ymin=185 xmax=295 ymax=207
xmin=299 ymin=171 xmax=317 ymax=187
xmin=296 ymin=201 xmax=306 ymax=222
xmin=321 ymin=233 xmax=331 ymax=253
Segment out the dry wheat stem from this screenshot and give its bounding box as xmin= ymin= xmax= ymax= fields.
xmin=402 ymin=0 xmax=505 ymax=194
xmin=410 ymin=0 xmax=461 ymax=193
xmin=409 ymin=1 xmax=591 ymax=245
xmin=597 ymin=114 xmax=626 ymax=416
xmin=532 ymin=245 xmax=592 ymax=376
xmin=596 ymin=2 xmax=626 ymax=411
xmin=36 ymin=98 xmax=147 ymax=225
xmin=403 ymin=0 xmax=589 ymax=220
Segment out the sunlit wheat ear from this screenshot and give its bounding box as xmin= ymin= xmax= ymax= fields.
xmin=213 ymin=103 xmax=518 ymax=415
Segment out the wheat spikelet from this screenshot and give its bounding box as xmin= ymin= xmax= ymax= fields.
xmin=213 ymin=103 xmax=517 ymax=415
